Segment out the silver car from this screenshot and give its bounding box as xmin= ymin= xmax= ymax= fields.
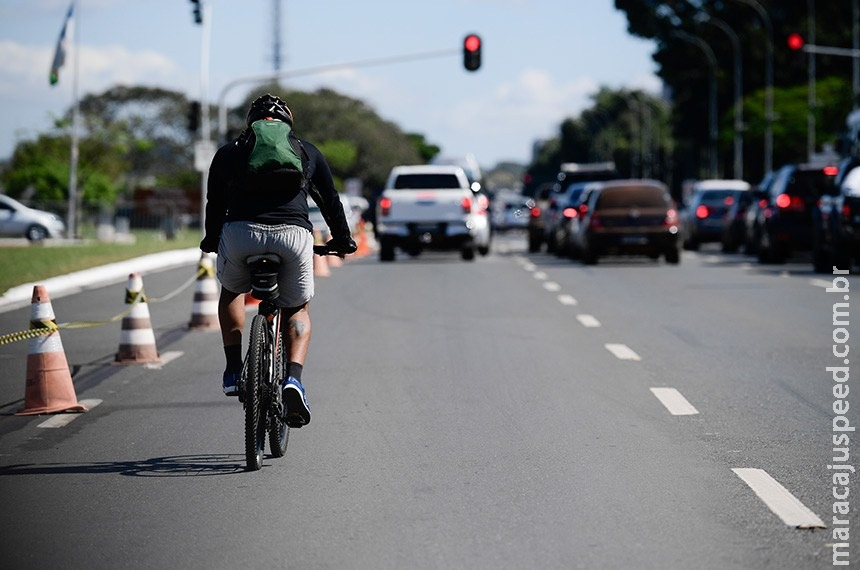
xmin=0 ymin=194 xmax=66 ymax=241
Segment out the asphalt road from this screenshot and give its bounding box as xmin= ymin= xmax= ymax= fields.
xmin=0 ymin=233 xmax=856 ymax=569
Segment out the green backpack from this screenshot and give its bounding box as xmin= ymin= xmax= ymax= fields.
xmin=246 ymin=119 xmax=305 ymax=177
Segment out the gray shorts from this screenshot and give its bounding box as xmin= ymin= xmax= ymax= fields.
xmin=217 ymin=222 xmax=314 ymax=307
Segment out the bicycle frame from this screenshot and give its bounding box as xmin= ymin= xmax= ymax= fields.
xmin=242 ymin=254 xmax=290 ymax=471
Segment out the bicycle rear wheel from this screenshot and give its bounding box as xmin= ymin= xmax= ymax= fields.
xmin=268 ymin=322 xmax=289 ymax=457
xmin=244 ymin=314 xmax=267 ymax=471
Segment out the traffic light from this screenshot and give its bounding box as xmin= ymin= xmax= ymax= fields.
xmin=463 ymin=34 xmax=481 ymax=72
xmin=787 ymin=33 xmax=804 ymax=51
xmin=190 ymin=0 xmax=202 ymax=24
xmin=188 ymin=101 xmax=200 ymax=133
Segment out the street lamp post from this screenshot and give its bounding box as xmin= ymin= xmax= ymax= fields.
xmin=673 ymin=31 xmax=718 ymax=178
xmin=701 ymin=15 xmax=744 ymax=179
xmin=730 ymin=0 xmax=773 ymax=174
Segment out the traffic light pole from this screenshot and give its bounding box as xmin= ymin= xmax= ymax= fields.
xmin=215 ymin=48 xmax=457 ymax=142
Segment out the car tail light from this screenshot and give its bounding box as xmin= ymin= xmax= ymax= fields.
xmin=758 ymin=198 xmax=768 ymax=209
xmin=823 ymin=165 xmax=839 ymax=176
xmin=664 ymin=208 xmax=679 ymax=227
xmin=695 ymin=205 xmax=710 ymax=219
xmin=843 ymin=204 xmax=853 ymax=219
xmin=562 ymin=207 xmax=578 ymax=219
xmin=776 ymin=193 xmax=804 ymax=211
xmin=461 ymin=196 xmax=472 ymax=214
xmin=724 ymin=196 xmax=735 ymax=206
xmin=476 ymin=194 xmax=489 ymax=214
xmin=530 ymin=206 xmax=542 ymax=218
xmin=379 ymin=197 xmax=392 ymax=217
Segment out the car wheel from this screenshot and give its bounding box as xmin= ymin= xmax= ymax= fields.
xmin=461 ymin=244 xmax=476 ymax=261
xmin=582 ymin=246 xmax=598 ymax=265
xmin=833 ymin=247 xmax=852 ymax=273
xmin=25 ymin=224 xmax=48 ymax=242
xmin=478 ymin=245 xmax=490 ymax=256
xmin=527 ymin=231 xmax=542 ymax=253
xmin=379 ymin=238 xmax=395 ymax=262
xmin=757 ymin=230 xmax=772 ymax=264
xmin=665 ymin=248 xmax=680 ymax=264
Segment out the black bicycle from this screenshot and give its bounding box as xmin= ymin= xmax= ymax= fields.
xmin=241 ymin=245 xmax=340 ymax=471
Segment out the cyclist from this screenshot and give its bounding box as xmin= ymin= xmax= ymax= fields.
xmin=200 ymin=93 xmax=356 ymax=427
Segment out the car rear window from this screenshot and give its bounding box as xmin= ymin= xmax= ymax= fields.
xmin=394 ymin=174 xmax=461 ymax=189
xmin=783 ymin=169 xmax=835 ymax=198
xmin=697 ymin=189 xmax=739 ymax=205
xmin=596 ymin=186 xmax=669 ymax=209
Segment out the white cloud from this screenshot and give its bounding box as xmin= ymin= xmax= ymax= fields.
xmin=0 ymin=40 xmax=188 ymax=95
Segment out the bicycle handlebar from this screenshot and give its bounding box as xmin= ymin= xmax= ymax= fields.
xmin=313 ymin=244 xmax=346 ymax=257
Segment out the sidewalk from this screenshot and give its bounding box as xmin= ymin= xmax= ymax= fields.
xmin=0 ymin=248 xmax=202 ymax=314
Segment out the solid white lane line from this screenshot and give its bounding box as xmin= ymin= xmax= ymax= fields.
xmin=558 ymin=294 xmax=578 ymax=306
xmin=732 ymin=468 xmax=826 ymax=529
xmin=533 ymin=271 xmax=547 ymax=280
xmin=605 ymin=343 xmax=641 ymax=361
xmin=650 ymin=388 xmax=699 ymax=415
xmin=543 ymin=281 xmax=561 ymax=292
xmin=577 ymin=314 xmax=601 ymax=327
xmin=144 ymin=350 xmax=184 ymax=370
xmin=37 ymin=399 xmax=103 ymax=428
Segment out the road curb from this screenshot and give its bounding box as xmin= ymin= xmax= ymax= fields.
xmin=0 ymin=248 xmax=202 ymax=314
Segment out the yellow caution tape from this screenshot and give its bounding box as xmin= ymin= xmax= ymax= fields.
xmin=0 ymin=264 xmax=211 ymax=346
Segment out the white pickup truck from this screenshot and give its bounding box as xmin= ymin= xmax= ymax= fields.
xmin=375 ymin=164 xmax=490 ymax=262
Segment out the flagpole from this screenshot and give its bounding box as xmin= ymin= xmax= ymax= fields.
xmin=66 ymin=0 xmax=80 ymax=240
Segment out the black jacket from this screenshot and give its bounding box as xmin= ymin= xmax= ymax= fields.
xmin=201 ymin=133 xmax=351 ymax=252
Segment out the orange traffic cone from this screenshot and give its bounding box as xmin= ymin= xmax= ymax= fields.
xmin=354 ymin=220 xmax=372 ymax=257
xmin=188 ymin=253 xmax=219 ymax=331
xmin=115 ymin=273 xmax=161 ymax=365
xmin=313 ymin=230 xmax=331 ymax=277
xmin=17 ymin=286 xmax=87 ymax=415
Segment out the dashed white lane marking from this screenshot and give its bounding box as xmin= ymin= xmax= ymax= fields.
xmin=37 ymin=399 xmax=103 ymax=428
xmin=144 ymin=350 xmax=184 ymax=370
xmin=577 ymin=314 xmax=601 ymax=328
xmin=810 ymin=278 xmax=834 ymax=289
xmin=650 ymin=388 xmax=699 ymax=415
xmin=533 ymin=271 xmax=547 ymax=280
xmin=523 ymin=263 xmax=536 ymax=272
xmin=543 ymin=281 xmax=561 ymax=292
xmin=605 ymin=343 xmax=641 ymax=360
xmin=732 ymin=468 xmax=826 ymax=529
xmin=558 ymin=294 xmax=578 ymax=306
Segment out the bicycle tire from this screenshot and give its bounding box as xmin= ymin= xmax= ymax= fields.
xmin=244 ymin=314 xmax=267 ymax=471
xmin=268 ymin=321 xmax=289 ymax=457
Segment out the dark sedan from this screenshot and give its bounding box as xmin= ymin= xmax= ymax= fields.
xmin=571 ymin=179 xmax=680 ymax=265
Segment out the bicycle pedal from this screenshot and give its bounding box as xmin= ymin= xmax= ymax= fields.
xmin=285 ymin=413 xmax=305 ymax=428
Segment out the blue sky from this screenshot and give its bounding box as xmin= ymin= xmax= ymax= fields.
xmin=0 ymin=0 xmax=661 ymax=169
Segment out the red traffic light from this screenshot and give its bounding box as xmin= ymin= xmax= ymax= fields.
xmin=787 ymin=33 xmax=804 ymax=50
xmin=463 ymin=34 xmax=481 ymax=71
xmin=464 ymin=34 xmax=481 ymax=53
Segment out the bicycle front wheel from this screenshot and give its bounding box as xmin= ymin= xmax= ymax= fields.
xmin=244 ymin=314 xmax=267 ymax=471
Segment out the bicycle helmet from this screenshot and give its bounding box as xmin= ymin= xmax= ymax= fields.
xmin=246 ymin=93 xmax=293 ymax=126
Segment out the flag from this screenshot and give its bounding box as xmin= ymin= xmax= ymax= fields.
xmin=49 ymin=2 xmax=75 ymax=86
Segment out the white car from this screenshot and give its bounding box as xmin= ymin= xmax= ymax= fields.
xmin=0 ymin=194 xmax=65 ymax=241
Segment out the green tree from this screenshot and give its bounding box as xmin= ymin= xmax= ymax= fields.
xmin=2 ymin=85 xmax=198 ymax=209
xmin=225 ymin=83 xmax=427 ymax=192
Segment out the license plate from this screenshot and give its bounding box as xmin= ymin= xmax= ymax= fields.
xmin=621 ymin=235 xmax=648 ymax=245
